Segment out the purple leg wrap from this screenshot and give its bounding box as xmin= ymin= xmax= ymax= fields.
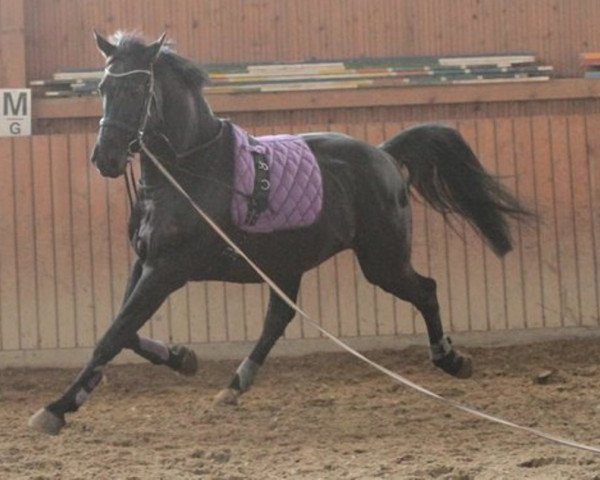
xmin=139 ymin=337 xmax=170 ymax=362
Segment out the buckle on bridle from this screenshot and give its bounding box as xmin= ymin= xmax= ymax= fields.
xmin=128 ymin=137 xmax=141 ymax=156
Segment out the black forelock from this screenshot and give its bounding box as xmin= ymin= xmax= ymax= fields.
xmin=109 ymin=31 xmax=209 ymax=88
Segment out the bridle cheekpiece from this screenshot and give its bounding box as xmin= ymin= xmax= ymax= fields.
xmin=99 ymin=66 xmax=156 ymax=156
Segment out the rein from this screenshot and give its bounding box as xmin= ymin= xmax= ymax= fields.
xmin=104 ymin=65 xmax=600 ymax=454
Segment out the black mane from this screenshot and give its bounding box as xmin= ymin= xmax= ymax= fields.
xmin=111 ymin=31 xmax=209 ymax=88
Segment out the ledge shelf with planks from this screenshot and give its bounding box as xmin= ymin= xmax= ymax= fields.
xmin=31 ymin=53 xmax=553 ymax=97
xmin=32 ymin=78 xmax=600 ymax=120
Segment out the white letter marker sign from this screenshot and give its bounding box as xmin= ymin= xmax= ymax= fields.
xmin=0 ymin=89 xmax=31 ymax=136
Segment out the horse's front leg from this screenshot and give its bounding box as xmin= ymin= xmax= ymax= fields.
xmin=214 ymin=275 xmax=301 ymax=405
xmin=121 ymin=260 xmax=197 ymax=376
xmin=28 ymin=261 xmax=188 ymax=435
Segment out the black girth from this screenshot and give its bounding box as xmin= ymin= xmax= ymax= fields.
xmin=244 ymin=136 xmax=271 ymax=226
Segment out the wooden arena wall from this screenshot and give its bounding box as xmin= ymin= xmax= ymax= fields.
xmin=2 ymin=1 xmax=600 ymax=365
xmin=1 ymin=115 xmax=599 ymax=365
xmin=21 ymin=0 xmax=600 ymax=81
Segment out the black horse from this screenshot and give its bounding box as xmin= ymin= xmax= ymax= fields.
xmin=29 ymin=32 xmax=530 ymax=435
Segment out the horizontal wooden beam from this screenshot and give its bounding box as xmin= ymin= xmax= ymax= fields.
xmin=33 ymin=79 xmax=600 ymax=120
xmin=3 ymin=327 xmax=600 ymax=367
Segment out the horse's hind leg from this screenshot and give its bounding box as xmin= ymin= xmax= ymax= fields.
xmin=356 ymin=240 xmax=472 ymax=378
xmin=214 ymin=275 xmax=301 ymax=406
xmin=392 ymin=269 xmax=472 ymax=377
xmin=121 ymin=260 xmax=197 ymax=376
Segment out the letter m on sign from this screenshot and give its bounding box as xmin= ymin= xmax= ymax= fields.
xmin=0 ymin=89 xmax=31 ymax=136
xmin=3 ymin=91 xmax=27 ymax=116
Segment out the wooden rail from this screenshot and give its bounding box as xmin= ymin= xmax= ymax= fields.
xmin=32 ymin=79 xmax=600 ymax=119
xmin=2 ymin=115 xmax=599 ymax=364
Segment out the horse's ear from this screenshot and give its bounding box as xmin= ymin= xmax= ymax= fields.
xmin=94 ymin=30 xmax=116 ymax=58
xmin=146 ymin=32 xmax=167 ymax=62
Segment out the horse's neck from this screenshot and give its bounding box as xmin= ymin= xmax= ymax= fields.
xmin=138 ymin=118 xmax=232 ymax=194
xmin=139 ymin=74 xmax=227 ymax=190
xmin=160 ymin=76 xmax=221 ymax=153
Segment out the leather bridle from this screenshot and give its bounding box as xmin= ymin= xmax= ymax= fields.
xmin=99 ymin=67 xmax=155 ymax=156
xmin=97 ymin=63 xmax=234 ymax=209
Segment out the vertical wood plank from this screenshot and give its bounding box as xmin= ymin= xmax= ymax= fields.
xmin=87 ymin=134 xmax=113 ymax=343
xmin=512 ymin=117 xmax=544 ymax=329
xmin=584 ymin=115 xmax=600 ymax=326
xmin=206 ymin=281 xmax=227 ymax=342
xmin=568 ymin=115 xmax=599 ymax=326
xmin=457 ymin=120 xmax=488 ymax=332
xmin=31 ymin=135 xmax=58 ymax=349
xmin=550 ymin=116 xmax=580 ymax=326
xmin=0 ymin=138 xmax=20 ymax=349
xmin=14 ymin=137 xmax=37 ymax=349
xmin=495 ymin=118 xmax=526 ymax=330
xmin=476 ymin=119 xmax=507 ymax=331
xmin=531 ymin=116 xmax=562 ymax=328
xmin=50 ymin=135 xmax=77 ymax=348
xmin=188 ymin=282 xmax=209 ymax=344
xmin=225 ymin=282 xmax=246 ymax=342
xmin=317 ymin=258 xmax=341 ymax=337
xmin=69 ymin=134 xmax=95 ymax=347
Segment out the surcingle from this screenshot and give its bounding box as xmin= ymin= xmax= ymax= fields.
xmin=230 ymin=124 xmax=323 ymax=233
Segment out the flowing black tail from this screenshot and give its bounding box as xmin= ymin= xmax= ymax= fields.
xmin=380 ymin=124 xmax=532 ymax=257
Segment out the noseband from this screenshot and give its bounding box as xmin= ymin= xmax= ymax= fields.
xmin=99 ymin=67 xmax=155 ymax=154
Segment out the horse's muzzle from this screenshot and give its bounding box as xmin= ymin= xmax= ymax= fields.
xmin=90 ymin=143 xmax=129 ymax=178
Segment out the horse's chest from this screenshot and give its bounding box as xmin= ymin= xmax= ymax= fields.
xmin=135 ymin=201 xmax=188 ymax=256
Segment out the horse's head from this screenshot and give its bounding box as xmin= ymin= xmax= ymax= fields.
xmin=90 ymin=32 xmax=167 ymax=178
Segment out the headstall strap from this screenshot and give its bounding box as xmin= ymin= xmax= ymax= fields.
xmin=245 ymin=135 xmax=270 ymax=226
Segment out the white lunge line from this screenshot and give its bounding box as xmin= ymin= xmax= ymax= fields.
xmin=142 ymin=140 xmax=600 ymax=454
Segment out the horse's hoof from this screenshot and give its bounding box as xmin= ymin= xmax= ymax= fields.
xmin=213 ymin=388 xmax=240 ymax=406
xmin=28 ymin=408 xmax=65 ymax=435
xmin=174 ymin=345 xmax=198 ymax=377
xmin=433 ymin=350 xmax=473 ymax=379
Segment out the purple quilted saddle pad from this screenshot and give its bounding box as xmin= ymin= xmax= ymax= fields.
xmin=230 ymin=124 xmax=323 ymax=233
